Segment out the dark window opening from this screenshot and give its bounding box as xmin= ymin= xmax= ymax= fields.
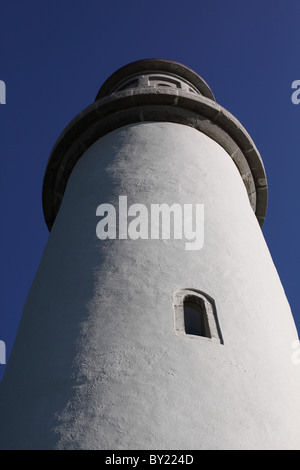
xmin=173 ymin=288 xmax=223 ymax=344
xmin=184 ymin=300 xmax=211 ymax=338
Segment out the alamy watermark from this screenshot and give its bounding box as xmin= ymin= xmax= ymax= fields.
xmin=96 ymin=196 xmax=204 ymax=251
xmin=0 ymin=80 xmax=6 ymax=104
xmin=0 ymin=340 xmax=6 ymax=365
xmin=291 ymin=340 xmax=300 ymax=365
xmin=291 ymin=80 xmax=300 ymax=104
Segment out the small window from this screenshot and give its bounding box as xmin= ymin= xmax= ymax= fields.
xmin=173 ymin=289 xmax=223 ymax=344
xmin=184 ymin=300 xmax=210 ymax=337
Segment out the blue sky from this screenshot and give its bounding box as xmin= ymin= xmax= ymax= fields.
xmin=0 ymin=0 xmax=299 ymax=381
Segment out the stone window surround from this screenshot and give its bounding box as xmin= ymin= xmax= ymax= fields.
xmin=173 ymin=288 xmax=223 ymax=344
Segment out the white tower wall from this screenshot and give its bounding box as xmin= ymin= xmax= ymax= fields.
xmin=0 ymin=59 xmax=299 ymax=450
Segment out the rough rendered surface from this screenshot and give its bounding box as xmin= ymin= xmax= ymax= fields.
xmin=0 ymin=122 xmax=299 ymax=450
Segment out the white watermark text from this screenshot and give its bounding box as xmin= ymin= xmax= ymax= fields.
xmin=0 ymin=80 xmax=6 ymax=104
xmin=291 ymin=80 xmax=300 ymax=104
xmin=291 ymin=340 xmax=300 ymax=365
xmin=0 ymin=340 xmax=6 ymax=365
xmin=96 ymin=196 xmax=204 ymax=251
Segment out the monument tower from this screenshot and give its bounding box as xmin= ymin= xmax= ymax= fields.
xmin=0 ymin=59 xmax=299 ymax=450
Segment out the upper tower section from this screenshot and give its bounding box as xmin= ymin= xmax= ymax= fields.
xmin=42 ymin=59 xmax=267 ymax=231
xmin=95 ymin=58 xmax=215 ymax=100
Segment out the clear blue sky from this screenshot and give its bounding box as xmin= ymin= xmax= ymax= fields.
xmin=0 ymin=0 xmax=299 ymax=381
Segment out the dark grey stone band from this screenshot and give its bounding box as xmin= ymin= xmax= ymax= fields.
xmin=42 ymin=87 xmax=267 ymax=230
xmin=96 ymin=58 xmax=216 ymax=101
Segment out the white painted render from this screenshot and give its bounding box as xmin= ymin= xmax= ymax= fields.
xmin=0 ymin=122 xmax=299 ymax=449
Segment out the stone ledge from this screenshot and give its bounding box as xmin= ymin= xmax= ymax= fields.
xmin=43 ymin=87 xmax=267 ymax=230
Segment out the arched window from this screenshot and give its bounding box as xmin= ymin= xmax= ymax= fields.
xmin=183 ymin=300 xmax=209 ymax=337
xmin=173 ymin=289 xmax=223 ymax=344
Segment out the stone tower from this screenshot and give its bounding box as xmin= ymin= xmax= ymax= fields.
xmin=0 ymin=59 xmax=299 ymax=450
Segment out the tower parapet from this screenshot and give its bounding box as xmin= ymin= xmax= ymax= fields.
xmin=43 ymin=59 xmax=267 ymax=231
